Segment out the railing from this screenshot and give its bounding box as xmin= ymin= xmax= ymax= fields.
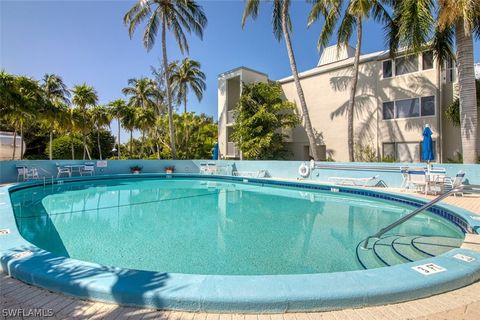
xmin=227 ymin=110 xmax=235 ymax=124
xmin=227 ymin=142 xmax=239 ymax=157
xmin=361 ymin=184 xmax=480 ymax=249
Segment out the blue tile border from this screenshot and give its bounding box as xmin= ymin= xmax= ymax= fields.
xmin=1 ymin=174 xmax=480 ymax=312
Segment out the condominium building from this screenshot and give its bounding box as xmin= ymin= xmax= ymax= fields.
xmin=218 ymin=45 xmax=462 ymax=162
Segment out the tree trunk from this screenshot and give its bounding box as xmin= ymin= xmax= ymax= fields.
xmin=141 ymin=130 xmax=145 ymax=158
xmin=455 ymin=20 xmax=479 ymax=163
xmin=184 ymin=96 xmax=189 ymax=159
xmin=12 ymin=123 xmax=17 ymax=160
xmin=71 ymin=134 xmax=75 ymax=160
xmin=49 ymin=128 xmax=53 ymax=160
xmin=20 ymin=122 xmax=24 ymax=160
xmin=97 ymin=128 xmax=102 ymax=160
xmin=117 ymin=118 xmax=121 ymax=159
xmin=130 ymin=130 xmax=133 ymax=158
xmin=82 ymin=110 xmax=87 ymax=160
xmin=281 ymin=1 xmax=320 ymax=161
xmin=347 ymin=17 xmax=362 ymax=162
xmin=162 ymin=18 xmax=177 ymax=159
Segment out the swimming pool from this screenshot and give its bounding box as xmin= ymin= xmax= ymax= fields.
xmin=1 ymin=174 xmax=480 ymax=312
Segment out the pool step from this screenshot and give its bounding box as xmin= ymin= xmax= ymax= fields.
xmin=356 ymin=235 xmax=463 ymax=270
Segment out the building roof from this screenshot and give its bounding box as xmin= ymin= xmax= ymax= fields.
xmin=278 ymin=49 xmax=390 ymax=83
xmin=317 ymin=44 xmax=356 ymax=67
xmin=217 ymin=66 xmax=268 ymax=78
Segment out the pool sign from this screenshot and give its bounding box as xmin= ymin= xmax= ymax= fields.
xmin=412 ymin=263 xmax=446 ymax=275
xmin=97 ymin=160 xmax=108 ymax=168
xmin=453 ymin=253 xmax=475 ymax=263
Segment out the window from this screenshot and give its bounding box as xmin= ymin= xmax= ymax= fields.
xmin=382 ymin=101 xmax=395 ymax=120
xmin=397 ymin=142 xmax=421 ymax=162
xmin=396 ymin=98 xmax=419 ymax=118
xmin=383 ymin=141 xmax=437 ymax=162
xmin=382 ymin=143 xmax=395 ymax=159
xmin=421 ymin=96 xmax=435 ymax=116
xmin=383 ymin=96 xmax=435 ymax=120
xmin=383 ymin=60 xmax=393 ymax=78
xmin=395 ymin=55 xmax=418 ymax=75
xmin=422 ymin=51 xmax=434 ymax=70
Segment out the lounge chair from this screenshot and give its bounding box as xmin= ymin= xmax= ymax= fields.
xmin=328 ymin=175 xmax=380 ymax=187
xmin=443 ymin=171 xmax=465 ymax=197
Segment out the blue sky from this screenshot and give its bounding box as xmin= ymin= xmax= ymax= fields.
xmin=1 ymin=0 xmax=479 ymax=130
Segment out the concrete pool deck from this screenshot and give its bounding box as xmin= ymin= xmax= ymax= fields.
xmin=1 ymin=188 xmax=480 ymax=318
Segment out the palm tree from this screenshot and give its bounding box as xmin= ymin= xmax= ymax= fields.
xmin=124 ymin=0 xmax=207 ymax=159
xmin=242 ymin=0 xmax=321 ymax=160
xmin=170 ymin=58 xmax=206 ymax=113
xmin=71 ymin=84 xmax=98 ymax=160
xmin=40 ymin=74 xmax=71 ymax=160
xmin=120 ymin=105 xmax=138 ymax=158
xmin=308 ymin=0 xmax=391 ymax=162
xmin=135 ymin=108 xmax=156 ymax=158
xmin=390 ymin=0 xmax=480 ymax=163
xmin=89 ymin=105 xmax=112 ymax=160
xmin=122 ymin=78 xmax=158 ymax=155
xmin=108 ymin=99 xmax=127 ymax=159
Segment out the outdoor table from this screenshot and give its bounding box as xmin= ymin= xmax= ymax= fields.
xmin=64 ymin=164 xmax=85 ymax=176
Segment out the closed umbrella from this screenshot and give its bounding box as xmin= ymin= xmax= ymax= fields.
xmin=422 ymin=125 xmax=434 ymax=168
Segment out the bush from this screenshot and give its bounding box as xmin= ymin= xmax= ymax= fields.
xmin=354 ymin=143 xmax=377 ymax=162
xmin=46 ymin=135 xmax=83 ymax=160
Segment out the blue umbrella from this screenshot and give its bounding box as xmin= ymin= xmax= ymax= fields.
xmin=422 ymin=126 xmax=434 ymax=162
xmin=212 ymin=143 xmax=219 ymax=160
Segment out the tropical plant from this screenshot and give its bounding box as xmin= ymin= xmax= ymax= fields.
xmin=170 ymin=58 xmax=206 ymax=113
xmin=46 ymin=135 xmax=83 ymax=160
xmin=135 ymin=107 xmax=156 ymax=157
xmin=40 ymin=74 xmax=71 ymax=160
xmin=108 ymin=99 xmax=127 ymax=159
xmin=87 ymin=129 xmax=116 ymax=160
xmin=242 ymin=0 xmax=320 ymax=160
xmin=120 ymin=105 xmax=138 ymax=158
xmin=308 ymin=0 xmax=391 ymax=162
xmin=124 ymin=0 xmax=208 ymax=159
xmin=231 ymin=82 xmax=299 ymax=160
xmin=445 ymin=79 xmax=480 ymax=127
xmin=389 ymin=0 xmax=480 ymax=163
xmin=71 ymin=84 xmax=98 ymax=160
xmin=89 ymin=106 xmax=112 ymax=160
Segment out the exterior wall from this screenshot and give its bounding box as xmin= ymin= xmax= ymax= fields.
xmin=279 ymin=54 xmax=459 ymax=162
xmin=217 ymin=68 xmax=268 ymax=159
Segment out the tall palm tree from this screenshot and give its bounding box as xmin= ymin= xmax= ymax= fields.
xmin=71 ymin=84 xmax=98 ymax=160
xmin=124 ymin=0 xmax=207 ymax=159
xmin=170 ymin=58 xmax=206 ymax=113
xmin=242 ymin=0 xmax=321 ymax=160
xmin=40 ymin=74 xmax=71 ymax=160
xmin=390 ymin=0 xmax=480 ymax=163
xmin=108 ymin=99 xmax=127 ymax=159
xmin=308 ymin=0 xmax=391 ymax=162
xmin=89 ymin=105 xmax=112 ymax=160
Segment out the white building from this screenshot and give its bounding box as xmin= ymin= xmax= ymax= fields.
xmin=218 ymin=45 xmax=461 ymax=162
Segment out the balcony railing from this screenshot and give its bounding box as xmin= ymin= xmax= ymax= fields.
xmin=227 ymin=142 xmax=240 ymax=158
xmin=227 ymin=110 xmax=235 ymax=125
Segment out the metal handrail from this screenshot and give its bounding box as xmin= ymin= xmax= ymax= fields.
xmin=361 ymin=185 xmax=473 ymax=249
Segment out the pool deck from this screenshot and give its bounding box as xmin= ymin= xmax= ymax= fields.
xmin=2 ymin=187 xmax=480 ymax=319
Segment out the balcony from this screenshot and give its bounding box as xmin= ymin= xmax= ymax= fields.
xmin=227 ymin=110 xmax=235 ymax=125
xmin=227 ymin=142 xmax=240 ymax=158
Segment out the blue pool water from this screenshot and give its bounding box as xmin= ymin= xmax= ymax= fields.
xmin=10 ymin=177 xmax=464 ymax=275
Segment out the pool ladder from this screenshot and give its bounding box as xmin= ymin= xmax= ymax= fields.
xmin=361 ymin=184 xmax=480 ymax=250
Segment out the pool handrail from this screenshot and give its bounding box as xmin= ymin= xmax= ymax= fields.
xmin=361 ymin=184 xmax=480 ymax=249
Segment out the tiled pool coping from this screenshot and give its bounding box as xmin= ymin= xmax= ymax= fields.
xmin=1 ymin=174 xmax=480 ymax=312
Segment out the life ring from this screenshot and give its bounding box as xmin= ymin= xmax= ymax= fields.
xmin=298 ymin=162 xmax=310 ymax=178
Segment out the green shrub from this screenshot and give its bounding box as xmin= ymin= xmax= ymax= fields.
xmin=46 ymin=135 xmax=83 ymax=160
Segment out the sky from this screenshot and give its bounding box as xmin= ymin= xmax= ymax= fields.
xmin=1 ymin=0 xmax=479 ymax=139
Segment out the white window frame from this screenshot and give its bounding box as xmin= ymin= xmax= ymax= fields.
xmin=382 ymin=51 xmax=434 ymax=79
xmin=382 ymin=141 xmax=437 ymax=162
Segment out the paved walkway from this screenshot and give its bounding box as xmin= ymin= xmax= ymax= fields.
xmin=2 ymin=189 xmax=480 ymax=319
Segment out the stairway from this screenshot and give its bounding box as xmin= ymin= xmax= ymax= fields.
xmin=356 ymin=234 xmax=464 ymax=269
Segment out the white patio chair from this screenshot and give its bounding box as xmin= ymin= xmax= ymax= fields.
xmin=80 ymin=163 xmax=95 ymax=176
xmin=407 ymin=170 xmax=427 ymax=194
xmin=444 ymin=171 xmax=466 ymax=197
xmin=16 ymin=167 xmax=26 ymax=181
xmin=56 ymin=163 xmax=71 ymax=178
